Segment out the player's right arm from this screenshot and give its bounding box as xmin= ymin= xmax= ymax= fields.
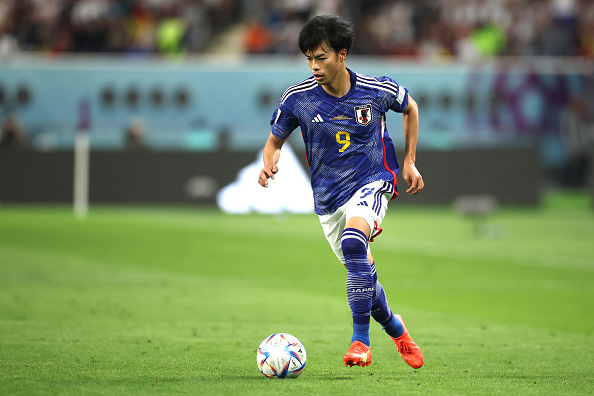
xmin=258 ymin=132 xmax=286 ymax=188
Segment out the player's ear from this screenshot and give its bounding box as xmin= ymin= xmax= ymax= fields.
xmin=339 ymin=49 xmax=347 ymax=62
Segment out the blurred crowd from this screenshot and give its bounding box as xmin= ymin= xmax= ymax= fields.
xmin=0 ymin=0 xmax=593 ymax=59
xmin=244 ymin=0 xmax=594 ymax=59
xmin=0 ymin=0 xmax=237 ymax=56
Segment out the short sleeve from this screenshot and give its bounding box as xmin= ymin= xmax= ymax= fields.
xmin=270 ymin=102 xmax=299 ymax=140
xmin=380 ymin=76 xmax=409 ymax=113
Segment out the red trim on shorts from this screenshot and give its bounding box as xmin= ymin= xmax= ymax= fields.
xmin=369 ymin=220 xmax=383 ymax=242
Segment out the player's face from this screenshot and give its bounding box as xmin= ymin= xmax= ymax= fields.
xmin=305 ymin=44 xmax=346 ymax=86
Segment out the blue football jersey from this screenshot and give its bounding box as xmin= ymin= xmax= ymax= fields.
xmin=270 ymin=68 xmax=409 ymax=215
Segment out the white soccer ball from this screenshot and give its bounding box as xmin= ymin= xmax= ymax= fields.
xmin=257 ymin=333 xmax=307 ymax=378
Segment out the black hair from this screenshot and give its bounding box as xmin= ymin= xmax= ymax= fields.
xmin=298 ymin=15 xmax=355 ymax=56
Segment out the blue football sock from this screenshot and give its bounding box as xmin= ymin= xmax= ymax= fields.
xmin=352 ymin=323 xmax=370 ymax=346
xmin=342 ymin=228 xmax=374 ymax=346
xmin=370 ymin=262 xmax=404 ymax=339
xmin=382 ymin=314 xmax=404 ymax=339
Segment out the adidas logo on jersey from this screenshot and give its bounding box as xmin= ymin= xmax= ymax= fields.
xmin=312 ymin=114 xmax=324 ymax=123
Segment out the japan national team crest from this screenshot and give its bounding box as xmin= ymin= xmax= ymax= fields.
xmin=354 ymin=104 xmax=373 ymax=126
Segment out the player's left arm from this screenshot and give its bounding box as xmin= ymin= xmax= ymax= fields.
xmin=401 ymin=95 xmax=424 ymax=195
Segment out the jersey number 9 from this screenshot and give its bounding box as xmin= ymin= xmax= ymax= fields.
xmin=336 ymin=131 xmax=351 ymax=153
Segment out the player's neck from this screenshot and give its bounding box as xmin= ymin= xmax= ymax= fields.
xmin=322 ymin=67 xmax=351 ymax=98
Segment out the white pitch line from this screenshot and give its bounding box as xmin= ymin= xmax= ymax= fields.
xmin=376 ymin=236 xmax=594 ymax=272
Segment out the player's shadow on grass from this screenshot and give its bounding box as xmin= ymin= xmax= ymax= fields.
xmin=238 ymin=373 xmax=354 ymax=381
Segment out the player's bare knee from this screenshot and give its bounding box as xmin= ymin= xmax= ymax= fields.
xmin=345 ymin=216 xmax=371 ymax=238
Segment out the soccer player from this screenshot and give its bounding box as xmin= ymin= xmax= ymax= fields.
xmin=258 ymin=15 xmax=424 ymax=369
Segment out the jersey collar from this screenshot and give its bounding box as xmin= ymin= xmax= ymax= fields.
xmin=316 ymin=68 xmax=357 ymax=102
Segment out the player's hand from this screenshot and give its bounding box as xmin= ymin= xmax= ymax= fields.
xmin=258 ymin=164 xmax=278 ymax=188
xmin=402 ymin=161 xmax=424 ymax=195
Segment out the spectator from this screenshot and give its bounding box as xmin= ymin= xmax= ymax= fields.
xmin=70 ymin=0 xmax=110 ymax=52
xmin=560 ymin=77 xmax=594 ymax=186
xmin=244 ymin=18 xmax=271 ymax=54
xmin=124 ymin=116 xmax=146 ymax=150
xmin=155 ymin=3 xmax=187 ymax=55
xmin=0 ymin=115 xmax=27 ymax=150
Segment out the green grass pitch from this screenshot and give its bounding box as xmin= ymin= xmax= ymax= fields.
xmin=1 ymin=193 xmax=593 ymax=395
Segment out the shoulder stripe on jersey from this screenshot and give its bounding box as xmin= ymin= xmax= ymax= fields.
xmin=357 ymin=74 xmax=400 ymax=96
xmin=280 ymin=83 xmax=317 ymax=104
xmin=357 ymin=74 xmax=401 ymax=91
xmin=357 ymin=81 xmax=400 ymax=99
xmin=280 ymin=82 xmax=317 ymax=104
xmin=280 ymin=79 xmax=314 ymax=101
xmin=280 ymin=77 xmax=314 ymax=95
xmin=357 ymin=75 xmax=400 ymax=94
xmin=280 ymin=78 xmax=317 ymax=104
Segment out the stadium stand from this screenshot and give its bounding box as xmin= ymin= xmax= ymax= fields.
xmin=0 ymin=0 xmax=592 ymax=58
